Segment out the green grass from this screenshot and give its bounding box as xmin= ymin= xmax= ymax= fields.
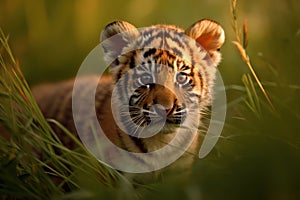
xmin=0 ymin=29 xmax=135 ymax=199
xmin=1 ymin=0 xmax=300 ymax=199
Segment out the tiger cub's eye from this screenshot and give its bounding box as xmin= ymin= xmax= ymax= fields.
xmin=138 ymin=74 xmax=153 ymax=86
xmin=175 ymin=72 xmax=190 ymax=86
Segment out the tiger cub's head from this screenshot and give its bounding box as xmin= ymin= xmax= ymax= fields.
xmin=100 ymin=19 xmax=225 ymax=138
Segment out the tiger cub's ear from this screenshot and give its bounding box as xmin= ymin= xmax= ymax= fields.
xmin=185 ymin=19 xmax=225 ymax=65
xmin=100 ymin=21 xmax=139 ymax=65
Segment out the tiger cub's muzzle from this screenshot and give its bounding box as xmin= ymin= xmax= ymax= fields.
xmin=129 ymin=84 xmax=187 ymax=127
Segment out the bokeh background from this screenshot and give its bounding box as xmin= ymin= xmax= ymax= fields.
xmin=2 ymin=0 xmax=299 ymax=86
xmin=1 ymin=0 xmax=300 ymax=199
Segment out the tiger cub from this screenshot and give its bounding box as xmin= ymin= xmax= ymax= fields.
xmin=32 ymin=19 xmax=225 ymax=176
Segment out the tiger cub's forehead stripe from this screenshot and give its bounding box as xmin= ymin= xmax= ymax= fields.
xmin=140 ymin=34 xmax=164 ymax=49
xmin=139 ymin=48 xmax=195 ymax=78
xmin=138 ymin=28 xmax=187 ymax=52
xmin=143 ymin=48 xmax=157 ymax=58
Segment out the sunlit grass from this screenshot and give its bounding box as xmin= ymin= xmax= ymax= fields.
xmin=0 ymin=29 xmax=134 ymax=199
xmin=231 ymin=0 xmax=275 ymax=112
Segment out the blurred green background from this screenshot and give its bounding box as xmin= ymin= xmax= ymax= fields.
xmin=1 ymin=0 xmax=300 ymax=199
xmin=2 ymin=0 xmax=299 ymax=86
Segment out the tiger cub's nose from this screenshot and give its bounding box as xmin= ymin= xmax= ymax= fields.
xmin=151 ymin=84 xmax=177 ymax=117
xmin=153 ymin=104 xmax=174 ymax=117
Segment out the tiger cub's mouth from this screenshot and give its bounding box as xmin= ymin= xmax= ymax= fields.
xmin=129 ymin=101 xmax=187 ymax=132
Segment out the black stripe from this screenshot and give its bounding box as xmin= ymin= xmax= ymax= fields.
xmin=170 ymin=33 xmax=186 ymax=49
xmin=198 ymin=71 xmax=204 ymax=95
xmin=179 ymin=64 xmax=189 ymax=71
xmin=130 ymin=136 xmax=148 ymax=153
xmin=116 ymin=68 xmax=123 ymax=81
xmin=129 ymin=52 xmax=136 ymax=68
xmin=142 ymin=29 xmax=158 ymax=37
xmin=188 ymin=41 xmax=197 ymax=67
xmin=143 ymin=48 xmax=157 ymax=58
xmin=113 ymin=58 xmax=120 ymax=66
xmin=142 ymin=32 xmax=158 ymax=47
xmin=189 ymin=65 xmax=194 ymax=76
xmin=170 ymin=47 xmax=183 ymax=57
xmin=104 ymin=21 xmax=121 ymax=29
xmin=153 ymin=50 xmax=164 ymax=60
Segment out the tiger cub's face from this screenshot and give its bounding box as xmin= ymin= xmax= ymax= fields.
xmin=101 ymin=19 xmax=225 ymax=138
